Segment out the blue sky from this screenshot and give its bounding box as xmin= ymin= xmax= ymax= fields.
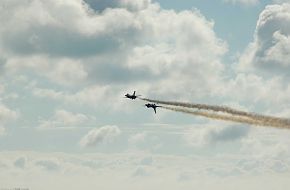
xmin=1 ymin=0 xmax=290 ymax=189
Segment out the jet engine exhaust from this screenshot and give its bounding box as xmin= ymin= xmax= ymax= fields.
xmin=162 ymin=106 xmax=290 ymax=128
xmin=141 ymin=98 xmax=290 ymax=129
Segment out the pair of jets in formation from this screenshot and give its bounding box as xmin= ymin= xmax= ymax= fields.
xmin=124 ymin=91 xmax=161 ymax=114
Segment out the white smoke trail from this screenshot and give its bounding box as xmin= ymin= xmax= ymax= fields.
xmin=162 ymin=106 xmax=266 ymax=126
xmin=141 ymin=98 xmax=290 ymax=129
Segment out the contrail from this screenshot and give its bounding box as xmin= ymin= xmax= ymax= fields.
xmin=141 ymin=98 xmax=290 ymax=129
xmin=141 ymin=98 xmax=274 ymax=120
xmin=162 ymin=106 xmax=290 ymax=128
xmin=162 ymin=106 xmax=266 ymax=126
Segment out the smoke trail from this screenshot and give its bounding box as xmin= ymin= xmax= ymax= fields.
xmin=141 ymin=98 xmax=290 ymax=129
xmin=162 ymin=106 xmax=266 ymax=126
xmin=162 ymin=106 xmax=290 ymax=129
xmin=142 ymin=98 xmax=271 ymax=120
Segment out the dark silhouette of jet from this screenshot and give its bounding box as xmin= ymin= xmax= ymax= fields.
xmin=124 ymin=91 xmax=141 ymax=100
xmin=145 ymin=103 xmax=161 ymax=114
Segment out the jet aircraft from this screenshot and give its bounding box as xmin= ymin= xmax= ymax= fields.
xmin=124 ymin=91 xmax=141 ymax=100
xmin=145 ymin=103 xmax=161 ymax=114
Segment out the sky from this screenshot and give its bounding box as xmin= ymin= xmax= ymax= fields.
xmin=1 ymin=0 xmax=290 ymax=189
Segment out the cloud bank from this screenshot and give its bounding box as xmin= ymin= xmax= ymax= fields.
xmin=0 ymin=0 xmax=228 ymax=107
xmin=80 ymin=125 xmax=121 ymax=147
xmin=239 ymin=3 xmax=290 ymax=75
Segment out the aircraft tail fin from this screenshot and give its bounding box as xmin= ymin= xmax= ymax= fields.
xmin=153 ymin=107 xmax=157 ymax=114
xmin=133 ymin=91 xmax=136 ymax=96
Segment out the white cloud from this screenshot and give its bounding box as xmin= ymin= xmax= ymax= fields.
xmin=0 ymin=0 xmax=228 ymax=106
xmin=272 ymin=0 xmax=290 ymax=3
xmin=14 ymin=157 xmax=26 ymax=169
xmin=0 ymin=84 xmax=4 ymax=94
xmin=184 ymin=123 xmax=249 ymax=147
xmin=33 ymin=85 xmax=115 ymax=108
xmin=0 ymin=0 xmax=142 ymax=56
xmin=0 ymin=103 xmax=18 ymax=124
xmin=132 ymin=166 xmax=150 ymax=177
xmin=223 ymin=0 xmax=259 ymax=6
xmin=239 ymin=3 xmax=290 ymax=74
xmin=264 ymin=31 xmax=290 ymax=67
xmin=79 ymin=125 xmax=121 ymax=147
xmin=0 ymin=126 xmax=5 ymax=136
xmin=5 ymin=56 xmax=88 ymax=86
xmin=33 ymin=87 xmax=65 ymax=100
xmin=1 ymin=150 xmax=290 ymax=190
xmin=221 ymin=73 xmax=290 ymax=106
xmin=35 ymin=159 xmax=60 ymax=171
xmin=128 ymin=132 xmax=147 ymax=144
xmin=0 ymin=85 xmax=18 ymax=132
xmin=46 ymin=59 xmax=88 ymax=86
xmin=38 ymin=109 xmax=95 ymax=129
xmin=226 ymin=2 xmax=290 ymax=115
xmin=139 ymin=156 xmax=153 ymax=166
xmin=53 ymin=110 xmax=91 ymax=125
xmin=123 ymin=0 xmax=150 ymax=10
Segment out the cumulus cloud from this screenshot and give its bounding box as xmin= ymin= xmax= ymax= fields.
xmin=0 ymin=84 xmax=4 ymax=94
xmin=224 ymin=0 xmax=259 ymax=6
xmin=206 ymin=125 xmax=249 ymax=143
xmin=38 ymin=109 xmax=95 ymax=129
xmin=185 ymin=124 xmax=250 ymax=147
xmin=0 ymin=103 xmax=18 ymax=124
xmin=35 ymin=160 xmax=60 ymax=171
xmin=0 ymin=126 xmax=5 ymax=136
xmin=85 ymin=0 xmax=151 ymax=12
xmin=0 ymin=151 xmax=289 ymax=190
xmin=224 ymin=2 xmax=290 ymax=112
xmin=132 ymin=166 xmax=150 ymax=177
xmin=83 ymin=0 xmax=120 ymax=11
xmin=79 ymin=125 xmax=121 ymax=147
xmin=0 ymin=0 xmax=228 ymax=105
xmin=0 ymin=85 xmax=18 ymax=132
xmin=14 ymin=157 xmax=26 ymax=169
xmin=139 ymin=156 xmax=153 ymax=166
xmin=1 ymin=149 xmax=290 ymax=189
xmin=0 ymin=0 xmax=136 ymax=57
xmin=5 ymin=56 xmax=88 ymax=86
xmin=239 ymin=3 xmax=290 ymax=75
xmin=272 ymin=0 xmax=290 ymax=3
xmin=33 ymin=85 xmax=117 ymax=108
xmin=128 ymin=132 xmax=147 ymax=144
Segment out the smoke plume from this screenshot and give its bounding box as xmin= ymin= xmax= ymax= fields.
xmin=141 ymin=98 xmax=290 ymax=129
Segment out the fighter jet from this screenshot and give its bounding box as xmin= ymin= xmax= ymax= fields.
xmin=145 ymin=103 xmax=161 ymax=114
xmin=124 ymin=91 xmax=141 ymax=100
